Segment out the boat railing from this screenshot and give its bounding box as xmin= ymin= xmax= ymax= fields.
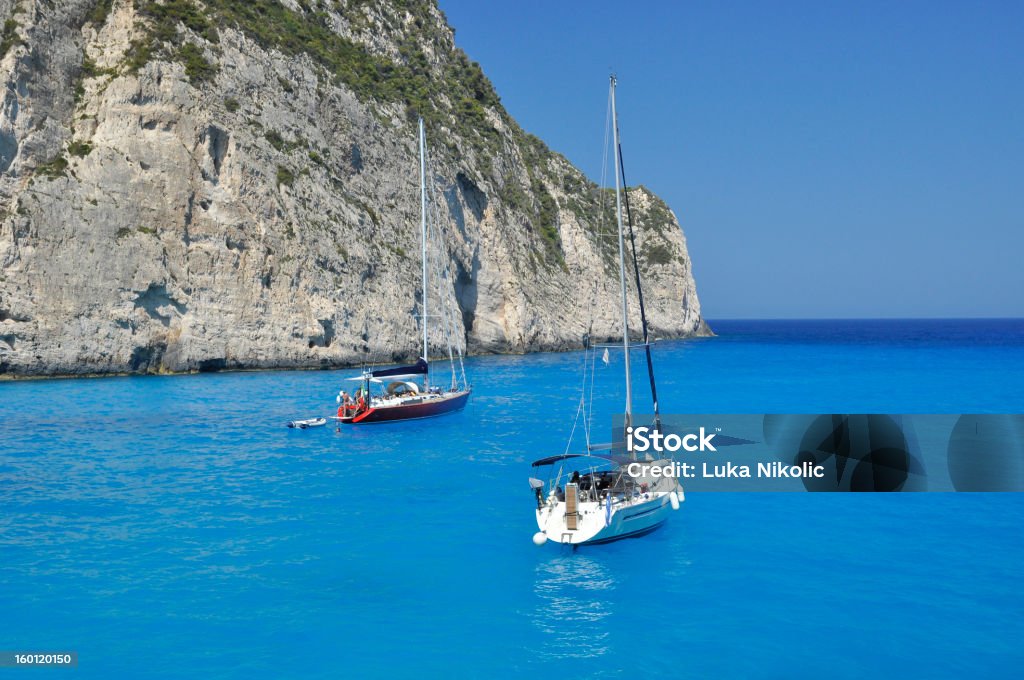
xmin=544 ymin=464 xmax=648 ymax=506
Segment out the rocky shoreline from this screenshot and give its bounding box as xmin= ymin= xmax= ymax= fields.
xmin=0 ymin=321 xmax=714 ymax=381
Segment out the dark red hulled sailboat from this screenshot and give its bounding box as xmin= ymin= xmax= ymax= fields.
xmin=334 ymin=119 xmax=471 ymax=425
xmin=335 ymin=358 xmax=470 ymax=424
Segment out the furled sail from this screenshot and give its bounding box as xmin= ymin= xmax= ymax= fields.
xmin=369 ymin=358 xmax=428 ymax=379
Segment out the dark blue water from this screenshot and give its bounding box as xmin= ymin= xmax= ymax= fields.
xmin=1 ymin=320 xmax=1022 ymax=677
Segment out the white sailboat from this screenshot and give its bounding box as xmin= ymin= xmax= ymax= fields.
xmin=530 ymin=76 xmax=683 ymax=546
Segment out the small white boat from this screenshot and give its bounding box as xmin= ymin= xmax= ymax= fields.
xmin=287 ymin=417 xmax=327 ymax=429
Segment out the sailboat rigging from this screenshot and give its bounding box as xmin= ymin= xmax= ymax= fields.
xmin=334 ymin=118 xmax=471 ymax=424
xmin=530 ymin=76 xmax=682 ymax=546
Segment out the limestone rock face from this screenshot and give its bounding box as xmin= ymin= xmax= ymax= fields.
xmin=0 ymin=0 xmax=709 ymax=377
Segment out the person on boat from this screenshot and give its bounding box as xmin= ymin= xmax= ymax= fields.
xmin=356 ymin=393 xmax=367 ymax=413
xmin=338 ymin=391 xmax=353 ymax=417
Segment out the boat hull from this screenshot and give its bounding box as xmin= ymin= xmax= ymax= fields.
xmin=536 ymin=492 xmax=676 ymax=546
xmin=585 ymin=497 xmax=672 ymax=544
xmin=338 ymin=389 xmax=470 ymax=424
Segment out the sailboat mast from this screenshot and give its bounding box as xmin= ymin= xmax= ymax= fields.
xmin=610 ymin=76 xmax=632 ymax=428
xmin=419 ymin=117 xmax=429 ymax=389
xmin=616 ymin=117 xmax=662 ymax=431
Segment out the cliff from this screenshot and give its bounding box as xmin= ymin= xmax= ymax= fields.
xmin=0 ymin=0 xmax=709 ymax=377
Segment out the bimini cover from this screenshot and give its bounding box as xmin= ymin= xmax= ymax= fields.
xmin=370 ymin=358 xmax=428 ymax=379
xmin=386 ymin=381 xmax=420 ymax=396
xmin=530 ymin=452 xmax=616 ymax=467
xmin=531 ymin=453 xmax=587 ymax=467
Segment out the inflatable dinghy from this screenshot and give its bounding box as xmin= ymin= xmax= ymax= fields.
xmin=287 ymin=417 xmax=327 ymax=429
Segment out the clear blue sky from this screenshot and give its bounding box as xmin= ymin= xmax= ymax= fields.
xmin=437 ymin=1 xmax=1023 ymax=319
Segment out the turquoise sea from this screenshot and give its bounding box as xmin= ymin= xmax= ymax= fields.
xmin=2 ymin=319 xmax=1023 ymax=677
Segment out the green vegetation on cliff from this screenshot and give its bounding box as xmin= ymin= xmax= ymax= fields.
xmin=122 ymin=1 xmax=498 ymax=140
xmin=85 ymin=0 xmax=114 ymax=27
xmin=98 ymin=0 xmax=671 ymax=266
xmin=1 ymin=17 xmax=22 ymax=59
